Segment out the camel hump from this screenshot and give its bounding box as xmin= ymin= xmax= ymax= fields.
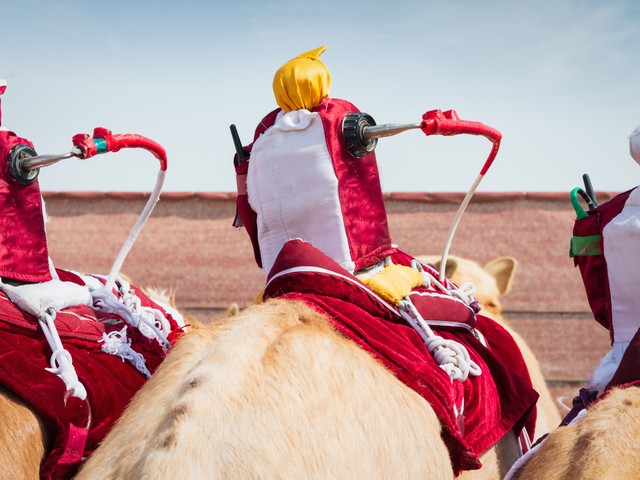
xmin=77 ymin=297 xmax=454 ymax=479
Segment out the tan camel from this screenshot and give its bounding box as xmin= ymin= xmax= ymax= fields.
xmin=77 ymin=298 xmax=455 ymax=479
xmin=0 ymin=385 xmax=49 ymax=480
xmin=75 ymin=255 xmax=557 ymax=480
xmin=508 ymin=385 xmax=640 ymax=480
xmin=0 ymin=256 xmax=554 ymax=479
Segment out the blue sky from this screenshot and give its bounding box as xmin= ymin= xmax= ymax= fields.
xmin=2 ymin=0 xmax=639 ymax=193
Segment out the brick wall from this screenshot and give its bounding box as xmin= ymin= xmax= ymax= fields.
xmin=43 ymin=191 xmax=619 ymax=405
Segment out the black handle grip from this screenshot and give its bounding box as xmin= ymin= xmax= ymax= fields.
xmin=230 ymin=124 xmax=248 ymax=167
xmin=582 ymin=173 xmax=598 ymax=209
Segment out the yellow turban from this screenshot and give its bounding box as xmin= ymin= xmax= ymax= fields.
xmin=272 ymin=46 xmax=331 ymax=112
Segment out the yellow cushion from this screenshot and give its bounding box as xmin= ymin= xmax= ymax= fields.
xmin=359 ymin=264 xmax=424 ymax=305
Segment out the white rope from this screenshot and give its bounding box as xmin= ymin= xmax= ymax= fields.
xmin=39 ymin=309 xmax=88 ymax=400
xmin=105 ymin=169 xmax=165 ymax=292
xmin=409 ymin=258 xmax=488 ymax=347
xmin=0 ymin=268 xmax=174 ymax=401
xmin=121 ymin=288 xmax=171 ymax=342
xmin=398 ymin=297 xmax=482 ymax=382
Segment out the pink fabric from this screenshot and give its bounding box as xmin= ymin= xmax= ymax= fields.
xmin=234 ymin=99 xmax=394 ymax=272
xmin=71 ymin=133 xmax=98 ymax=158
xmin=264 ymin=240 xmax=538 ymax=475
xmin=57 ymin=422 xmax=88 ymax=469
xmin=0 ymin=269 xmax=185 ymax=479
xmin=234 ymin=160 xmax=261 ymax=264
xmin=420 ymin=109 xmax=502 ymax=176
xmin=0 ymin=129 xmax=51 ymax=283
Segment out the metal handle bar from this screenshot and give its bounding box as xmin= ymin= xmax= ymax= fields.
xmin=10 ymin=128 xmax=167 ymax=185
xmin=362 ymin=123 xmax=423 ymax=140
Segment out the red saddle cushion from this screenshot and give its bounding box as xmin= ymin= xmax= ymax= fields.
xmin=264 ymin=239 xmax=538 ymax=474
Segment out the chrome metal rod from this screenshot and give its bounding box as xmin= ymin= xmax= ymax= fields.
xmin=21 ymin=151 xmax=77 ymax=170
xmin=362 ymin=122 xmax=422 ymax=141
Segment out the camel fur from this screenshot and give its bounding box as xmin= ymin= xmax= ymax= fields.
xmin=510 ymin=385 xmax=640 ymax=479
xmin=0 ymin=386 xmax=49 ymax=480
xmin=76 ymin=299 xmax=454 ymax=479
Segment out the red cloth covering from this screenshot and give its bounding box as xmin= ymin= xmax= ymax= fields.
xmin=234 ymin=98 xmax=394 ymax=272
xmin=264 ymin=240 xmax=538 ymax=475
xmin=0 ymin=129 xmax=51 ymax=283
xmin=0 ymin=269 xmax=184 ymax=479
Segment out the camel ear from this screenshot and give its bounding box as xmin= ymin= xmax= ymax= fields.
xmin=483 ymin=257 xmax=518 ymax=296
xmin=435 ymin=257 xmax=459 ymax=278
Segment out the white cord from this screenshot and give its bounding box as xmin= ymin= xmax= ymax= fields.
xmin=439 ymin=173 xmax=484 ymax=282
xmin=105 ymin=169 xmax=165 ymax=291
xmin=411 ymin=259 xmax=477 ymax=306
xmin=39 ymin=309 xmax=88 ymax=400
xmin=0 ymin=279 xmax=92 ymax=400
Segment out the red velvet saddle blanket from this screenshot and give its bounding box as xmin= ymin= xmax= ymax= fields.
xmin=0 ymin=269 xmax=184 ymax=479
xmin=264 ymin=240 xmax=538 ymax=474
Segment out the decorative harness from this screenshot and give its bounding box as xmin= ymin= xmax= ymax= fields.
xmin=0 ymin=112 xmax=176 ymax=477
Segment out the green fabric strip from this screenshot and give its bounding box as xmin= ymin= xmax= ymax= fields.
xmin=94 ymin=138 xmax=108 ymax=154
xmin=570 ymin=235 xmax=602 ymax=257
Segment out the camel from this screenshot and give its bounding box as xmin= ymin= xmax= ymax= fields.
xmin=76 ymin=298 xmax=454 ymax=479
xmin=0 ymin=256 xmax=556 ymax=479
xmin=507 ymin=385 xmax=640 ymax=480
xmin=0 ymin=385 xmax=49 ymax=480
xmin=73 ymin=255 xmax=559 ymax=480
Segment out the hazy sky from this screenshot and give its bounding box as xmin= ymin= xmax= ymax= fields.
xmin=2 ymin=0 xmax=639 ymax=194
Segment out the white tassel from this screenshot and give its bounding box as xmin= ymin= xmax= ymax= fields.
xmin=100 ymin=326 xmax=151 ymax=378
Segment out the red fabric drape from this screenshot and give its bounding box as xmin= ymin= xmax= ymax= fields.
xmin=264 ymin=240 xmax=538 ymax=474
xmin=0 ymin=130 xmax=51 ymax=283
